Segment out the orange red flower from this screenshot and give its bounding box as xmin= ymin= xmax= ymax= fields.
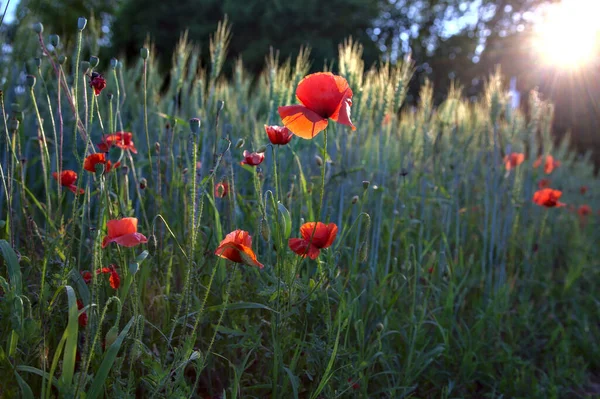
xmin=265 ymin=125 xmax=293 ymax=145
xmin=97 ymin=132 xmax=137 ymax=153
xmin=101 ymin=217 xmax=148 ymax=248
xmin=84 ymin=153 xmax=120 ymax=174
xmin=215 ymin=181 xmax=229 ymax=198
xmin=533 ymin=155 xmax=560 ymax=174
xmin=288 ymin=222 xmax=338 ymax=259
xmin=577 ymin=204 xmax=592 ymax=217
xmin=214 ymin=230 xmax=263 ymax=268
xmin=52 ymin=170 xmax=84 ymax=194
xmin=580 ymin=186 xmax=588 ymax=195
xmin=538 ymin=179 xmax=551 ymax=189
xmin=533 ymin=188 xmax=565 ymax=208
xmin=77 ymin=299 xmax=88 ymax=327
xmin=278 ymin=72 xmax=356 ymax=139
xmin=241 ymin=150 xmax=265 ymax=166
xmin=503 ymin=152 xmax=524 ymax=171
xmin=89 ymin=72 xmax=106 ymax=96
xmin=81 ymin=270 xmax=92 ymax=284
xmin=96 ymin=264 xmax=121 ymax=289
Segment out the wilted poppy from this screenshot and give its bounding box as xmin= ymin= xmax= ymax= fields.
xmin=534 ymin=155 xmax=560 ymax=174
xmin=288 ymin=222 xmax=338 ymax=259
xmin=80 ymin=270 xmax=92 ymax=284
xmin=240 ymin=150 xmax=265 ymax=166
xmin=533 ymin=188 xmax=565 ymax=208
xmin=84 ymin=153 xmax=120 ymax=174
xmin=503 ymin=152 xmax=524 ymax=171
xmin=96 ymin=264 xmax=121 ymax=289
xmin=101 ymin=217 xmax=148 ymax=248
xmin=214 ymin=229 xmax=263 ymax=268
xmin=580 ymin=186 xmax=588 ymax=195
xmin=89 ymin=72 xmax=106 ymax=96
xmin=77 ymin=299 xmax=88 ymax=327
xmin=538 ymin=179 xmax=551 ymax=189
xmin=215 ymin=181 xmax=229 ymax=198
xmin=52 ymin=170 xmax=84 ymax=194
xmin=278 ymin=72 xmax=356 ymax=139
xmin=264 ymin=125 xmax=293 ymax=145
xmin=97 ymin=132 xmax=137 ymax=154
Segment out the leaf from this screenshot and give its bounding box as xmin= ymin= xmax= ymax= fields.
xmin=206 ymin=301 xmax=277 ymax=313
xmin=277 ymin=202 xmax=292 ymax=239
xmin=135 ymin=250 xmax=149 ymax=264
xmin=0 ymin=240 xmax=21 ymax=295
xmin=15 ymin=371 xmax=34 ymax=399
xmin=87 ymin=316 xmax=136 ymax=399
xmin=60 ymin=286 xmax=79 ymax=388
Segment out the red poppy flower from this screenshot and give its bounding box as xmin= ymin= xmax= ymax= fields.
xmin=84 ymin=153 xmax=120 ymax=173
xmin=240 ymin=150 xmax=265 ymax=166
xmin=580 ymin=186 xmax=588 ymax=195
xmin=578 ymin=204 xmax=592 ymax=217
xmin=347 ymin=378 xmax=360 ymax=391
xmin=503 ymin=152 xmax=524 ymax=171
xmin=278 ymin=72 xmax=356 ymax=139
xmin=101 ymin=217 xmax=148 ymax=248
xmin=214 ymin=229 xmax=263 ymax=268
xmin=264 ymin=125 xmax=293 ymax=145
xmin=215 ymin=181 xmax=229 ymax=198
xmin=97 ymin=132 xmax=137 ymax=154
xmin=533 ymin=188 xmax=566 ymax=208
xmin=533 ymin=155 xmax=560 ymax=174
xmin=538 ymin=179 xmax=551 ymax=189
xmin=77 ymin=299 xmax=88 ymax=327
xmin=96 ymin=264 xmax=121 ymax=289
xmin=80 ymin=270 xmax=92 ymax=284
xmin=89 ymin=72 xmax=106 ymax=96
xmin=288 ymin=222 xmax=338 ymax=259
xmin=52 ymin=170 xmax=84 ymax=194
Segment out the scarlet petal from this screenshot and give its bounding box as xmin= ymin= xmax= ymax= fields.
xmin=295 ymin=72 xmax=348 ymax=118
xmin=278 ymin=105 xmax=328 ymax=139
xmin=67 ymin=184 xmax=85 ymax=195
xmin=214 ymin=230 xmax=263 ymax=268
xmin=299 ymin=222 xmax=338 ymax=249
xmin=106 ymin=217 xmax=138 ymax=237
xmin=330 ymin=95 xmax=356 ymax=130
xmin=288 ymin=238 xmax=320 ymax=259
xmin=109 ymin=270 xmax=121 ymax=289
xmin=109 ymin=232 xmax=148 ymax=247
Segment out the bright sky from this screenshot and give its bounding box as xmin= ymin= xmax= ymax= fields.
xmin=1 ymin=0 xmax=16 ymax=23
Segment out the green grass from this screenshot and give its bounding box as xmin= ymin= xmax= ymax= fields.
xmin=0 ymin=19 xmax=599 ymax=399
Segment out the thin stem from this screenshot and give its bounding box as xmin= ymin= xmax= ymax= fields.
xmin=143 ymin=59 xmax=153 ymax=178
xmin=73 ymin=29 xmax=83 ymax=161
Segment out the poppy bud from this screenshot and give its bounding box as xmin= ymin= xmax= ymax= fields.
xmin=315 ymin=155 xmax=323 ymax=167
xmin=189 ymin=118 xmax=201 ymax=134
xmin=362 ymin=180 xmax=370 ymax=190
xmin=182 ymin=168 xmax=188 ymax=175
xmin=105 ymin=326 xmax=118 ymax=348
xmin=58 ymin=55 xmax=67 ymax=65
xmin=107 ymin=93 xmax=113 ymax=101
xmin=8 ymin=118 xmax=19 ymax=131
xmin=89 ymin=56 xmax=99 ymax=68
xmin=256 ymin=145 xmax=267 ymax=154
xmin=80 ymin=61 xmax=90 ymax=75
xmin=235 ymin=138 xmax=245 ymax=149
xmin=49 ymin=34 xmax=60 ymax=47
xmin=376 ymin=322 xmax=384 ymax=332
xmin=359 ymin=242 xmax=368 ymax=262
xmin=140 ymin=47 xmax=149 ymax=60
xmin=351 ymin=195 xmax=359 ymax=204
xmin=25 ymin=75 xmax=36 ymax=88
xmin=77 ymin=17 xmax=87 ymax=31
xmin=121 ymin=165 xmax=129 ymax=175
xmin=110 ymin=58 xmax=118 ymax=69
xmin=147 ymin=234 xmax=158 ymax=256
xmin=400 ymin=168 xmax=409 ymax=177
xmin=15 ymin=112 xmax=24 ymax=123
xmin=217 ymin=100 xmax=225 ymax=112
xmin=94 ymin=162 xmax=105 ymax=177
xmin=32 ymin=22 xmax=43 ymax=34
xmin=154 ymin=142 xmax=160 ymax=154
xmin=33 ymin=57 xmax=41 ymax=68
xmin=260 ymin=218 xmax=270 ymax=242
xmin=140 ymin=178 xmax=147 ymax=190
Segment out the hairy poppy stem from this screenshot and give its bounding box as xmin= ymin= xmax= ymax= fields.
xmin=29 ymin=86 xmax=52 ymax=220
xmin=317 ymin=129 xmax=328 ymax=219
xmin=72 ymin=28 xmax=83 ymax=161
xmin=142 ymin=58 xmax=154 ymax=180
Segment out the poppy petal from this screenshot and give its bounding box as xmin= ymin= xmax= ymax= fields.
xmin=109 ymin=233 xmax=148 ymax=247
xmin=106 ymin=217 xmax=138 ymax=237
xmin=278 ymin=105 xmax=328 ymax=139
xmin=295 ymin=72 xmax=346 ymax=117
xmin=330 ymin=94 xmax=356 ymax=130
xmin=288 ymin=238 xmax=321 ymax=259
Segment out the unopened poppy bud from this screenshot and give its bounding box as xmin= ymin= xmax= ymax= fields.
xmin=107 ymin=93 xmax=113 ymax=101
xmin=15 ymin=112 xmax=24 ymax=123
xmin=77 ymin=17 xmax=87 ymax=31
xmin=33 ymin=57 xmax=41 ymax=68
xmin=182 ymin=168 xmax=188 ymax=175
xmin=110 ymin=58 xmax=118 ymax=69
xmin=58 ymin=55 xmax=67 ymax=65
xmin=140 ymin=47 xmax=149 ymax=60
xmin=8 ymin=118 xmax=19 ymax=131
xmin=400 ymin=168 xmax=409 ymax=177
xmin=362 ymin=180 xmax=370 ymax=190
xmin=140 ymin=178 xmax=147 ymax=190
xmin=89 ymin=56 xmax=99 ymax=68
xmin=235 ymin=138 xmax=245 ymax=149
xmin=260 ymin=218 xmax=270 ymax=242
xmin=189 ymin=118 xmax=201 ymax=134
xmin=376 ymin=322 xmax=384 ymax=332
xmin=359 ymin=242 xmax=368 ymax=262
xmin=315 ymin=155 xmax=323 ymax=167
xmin=105 ymin=326 xmax=118 ymax=348
xmin=94 ymin=162 xmax=105 ymax=176
xmin=154 ymin=142 xmax=160 ymax=154
xmin=32 ymin=22 xmax=43 ymax=34
xmin=26 ymin=75 xmax=36 ymax=88
xmin=216 ymin=100 xmax=225 ymax=112
xmin=49 ymin=34 xmax=60 ymax=47
xmin=351 ymin=195 xmax=359 ymax=204
xmin=121 ymin=165 xmax=129 ymax=175
xmin=147 ymin=234 xmax=158 ymax=256
xmin=80 ymin=61 xmax=90 ymax=75
xmin=256 ymin=145 xmax=267 ymax=154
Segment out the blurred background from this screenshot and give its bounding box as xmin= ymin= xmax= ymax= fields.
xmin=3 ymin=0 xmax=599 ymax=164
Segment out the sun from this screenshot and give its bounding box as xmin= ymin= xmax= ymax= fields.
xmin=534 ymin=0 xmax=600 ymax=68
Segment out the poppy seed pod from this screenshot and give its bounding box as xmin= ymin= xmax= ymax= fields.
xmin=255 ymin=145 xmax=267 ymax=154
xmin=80 ymin=61 xmax=90 ymax=75
xmin=189 ymin=118 xmax=201 ymax=134
xmin=77 ymin=17 xmax=87 ymax=31
xmin=49 ymin=34 xmax=59 ymax=47
xmin=8 ymin=118 xmax=19 ymax=132
xmin=89 ymin=56 xmax=99 ymax=68
xmin=140 ymin=47 xmax=149 ymax=60
xmin=376 ymin=322 xmax=384 ymax=332
xmin=33 ymin=58 xmax=41 ymax=68
xmin=235 ymin=138 xmax=245 ymax=149
xmin=32 ymin=22 xmax=43 ymax=34
xmin=25 ymin=75 xmax=36 ymax=88
xmin=315 ymin=155 xmax=323 ymax=167
xmin=110 ymin=58 xmax=118 ymax=69
xmin=58 ymin=55 xmax=67 ymax=65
